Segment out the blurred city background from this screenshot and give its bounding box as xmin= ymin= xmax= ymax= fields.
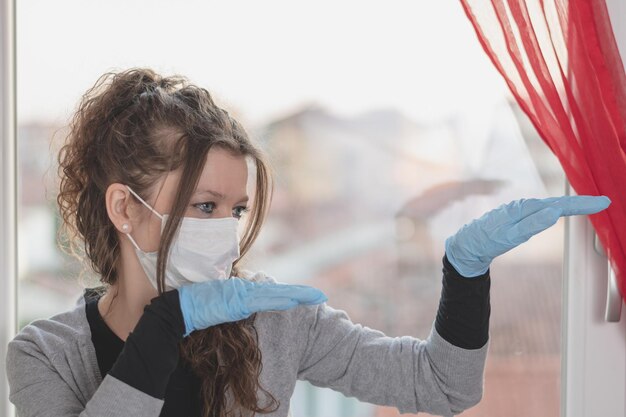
xmin=16 ymin=1 xmax=565 ymax=416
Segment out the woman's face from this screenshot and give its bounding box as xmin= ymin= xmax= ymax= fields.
xmin=130 ymin=146 xmax=250 ymax=253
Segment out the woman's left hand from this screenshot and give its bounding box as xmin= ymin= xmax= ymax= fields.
xmin=445 ymin=195 xmax=611 ymax=278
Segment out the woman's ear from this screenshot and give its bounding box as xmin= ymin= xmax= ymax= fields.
xmin=106 ymin=183 xmax=134 ymax=234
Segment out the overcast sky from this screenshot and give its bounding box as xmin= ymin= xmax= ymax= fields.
xmin=17 ymin=0 xmax=510 ymax=129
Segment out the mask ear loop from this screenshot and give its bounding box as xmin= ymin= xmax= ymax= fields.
xmin=125 ymin=231 xmax=143 ymax=252
xmin=125 ymin=185 xmax=164 ymax=220
xmin=124 ymin=185 xmax=164 ymax=252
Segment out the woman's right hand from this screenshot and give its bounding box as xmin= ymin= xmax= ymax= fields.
xmin=178 ymin=277 xmax=328 ymax=337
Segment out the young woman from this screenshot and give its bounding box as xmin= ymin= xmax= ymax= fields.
xmin=5 ymin=68 xmax=610 ymax=417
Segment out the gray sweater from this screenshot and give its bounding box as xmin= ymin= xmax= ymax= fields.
xmin=5 ymin=270 xmax=489 ymax=417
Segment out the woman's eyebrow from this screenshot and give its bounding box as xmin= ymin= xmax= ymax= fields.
xmin=195 ymin=189 xmax=249 ymax=202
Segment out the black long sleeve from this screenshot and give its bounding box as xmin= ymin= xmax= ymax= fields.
xmin=84 ymin=289 xmax=202 ymax=417
xmin=107 ymin=290 xmax=186 ymax=399
xmin=85 ymin=288 xmax=202 ymax=416
xmin=434 ymin=254 xmax=491 ymax=349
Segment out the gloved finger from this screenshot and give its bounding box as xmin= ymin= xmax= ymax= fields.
xmin=246 ymin=296 xmax=309 ymax=313
xmin=505 ymin=195 xmax=610 ymax=223
xmin=483 ymin=197 xmax=562 ymax=230
xmin=250 ymin=283 xmax=327 ymax=303
xmin=509 ymin=197 xmax=562 ymax=220
xmin=505 ymin=206 xmax=562 ymax=246
xmin=546 ymin=195 xmax=611 ymax=216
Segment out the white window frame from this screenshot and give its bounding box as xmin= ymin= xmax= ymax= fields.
xmin=1 ymin=0 xmax=17 ymax=416
xmin=562 ymin=183 xmax=626 ymax=417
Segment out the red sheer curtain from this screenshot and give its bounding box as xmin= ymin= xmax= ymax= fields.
xmin=460 ymin=0 xmax=626 ymax=300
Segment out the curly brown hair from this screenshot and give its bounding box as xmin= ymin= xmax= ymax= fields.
xmin=56 ymin=67 xmax=279 ymax=417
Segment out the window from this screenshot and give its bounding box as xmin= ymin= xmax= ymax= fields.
xmin=4 ymin=1 xmax=623 ymax=416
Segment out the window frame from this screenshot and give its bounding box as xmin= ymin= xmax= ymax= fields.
xmin=562 ymin=181 xmax=626 ymax=417
xmin=1 ymin=0 xmax=17 ymax=416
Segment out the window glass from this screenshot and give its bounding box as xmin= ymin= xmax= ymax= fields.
xmin=18 ymin=2 xmax=564 ymax=416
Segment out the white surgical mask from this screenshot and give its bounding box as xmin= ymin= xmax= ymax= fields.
xmin=124 ymin=186 xmax=241 ymax=291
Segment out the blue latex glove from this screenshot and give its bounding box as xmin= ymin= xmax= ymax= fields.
xmin=445 ymin=195 xmax=611 ymax=278
xmin=178 ymin=277 xmax=328 ymax=337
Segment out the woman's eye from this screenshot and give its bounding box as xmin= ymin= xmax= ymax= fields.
xmin=233 ymin=206 xmax=250 ymax=219
xmin=195 ymin=202 xmax=215 ymax=214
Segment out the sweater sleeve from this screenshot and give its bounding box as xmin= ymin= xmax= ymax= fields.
xmin=296 ymin=257 xmax=490 ymax=417
xmin=7 ymin=336 xmax=165 ymax=417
